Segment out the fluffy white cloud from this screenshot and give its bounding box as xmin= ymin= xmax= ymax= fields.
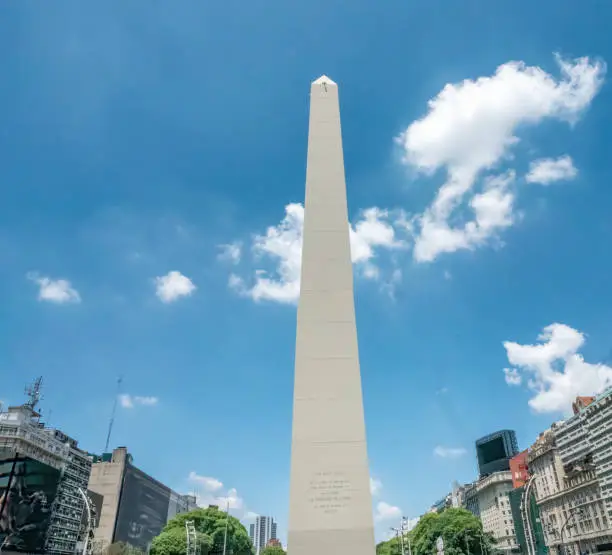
xmin=218 ymin=242 xmax=242 ymax=264
xmin=155 ymin=271 xmax=196 ymax=302
xmin=397 ymin=54 xmax=604 ymax=262
xmin=504 ymin=368 xmax=522 ymax=386
xmin=433 ymin=446 xmax=467 ymax=459
xmin=525 ymin=155 xmax=578 ymax=185
xmin=503 ymin=323 xmax=612 ymax=413
xmin=188 ymin=472 xmax=224 ymax=492
xmin=229 ymin=203 xmax=407 ymax=303
xmin=119 ymin=394 xmax=159 ymax=408
xmin=27 ymin=273 xmax=81 ymax=304
xmin=414 ymin=171 xmax=516 ymax=261
xmin=187 ymin=473 xmax=251 ymax=517
xmin=375 ymin=501 xmax=402 ymax=522
xmin=370 ymin=477 xmax=383 ymax=496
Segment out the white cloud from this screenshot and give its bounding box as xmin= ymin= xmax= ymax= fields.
xmin=27 ymin=273 xmax=81 ymax=304
xmin=433 ymin=446 xmax=467 ymax=459
xmin=188 ymin=473 xmax=250 ymax=517
xmin=370 ymin=477 xmax=383 ymax=496
xmin=504 ymin=368 xmax=522 ymax=386
xmin=375 ymin=501 xmax=402 ymax=522
xmin=229 ymin=203 xmax=407 ymax=304
xmin=155 ymin=271 xmax=196 ymax=303
xmin=503 ymin=323 xmax=612 ymax=413
xmin=397 ymin=54 xmax=605 ymax=262
xmin=218 ymin=242 xmax=242 ymax=264
xmin=188 ymin=472 xmax=223 ymax=492
xmin=119 ymin=394 xmax=159 ymax=408
xmin=525 ymin=155 xmax=578 ymax=185
xmin=244 ymin=511 xmax=259 ymax=521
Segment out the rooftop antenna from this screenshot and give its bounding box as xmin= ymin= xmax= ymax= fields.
xmin=24 ymin=376 xmax=43 ymax=411
xmin=104 ymin=377 xmax=123 ymax=453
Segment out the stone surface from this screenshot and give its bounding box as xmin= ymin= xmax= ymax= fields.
xmin=287 ymin=76 xmax=375 ymax=555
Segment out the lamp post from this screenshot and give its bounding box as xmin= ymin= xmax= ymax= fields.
xmin=77 ymin=487 xmax=92 ymax=555
xmin=560 ymin=507 xmax=585 ymax=555
xmin=222 ymin=501 xmax=230 ymax=555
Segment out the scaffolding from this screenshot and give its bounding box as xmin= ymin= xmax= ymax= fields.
xmin=186 ymin=520 xmax=199 ymax=555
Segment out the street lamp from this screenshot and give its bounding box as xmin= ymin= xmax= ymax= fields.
xmin=390 ymin=527 xmax=404 ymax=555
xmin=222 ymin=501 xmax=230 ymax=555
xmin=560 ymin=507 xmax=585 ymax=555
xmin=77 ymin=487 xmax=92 ymax=555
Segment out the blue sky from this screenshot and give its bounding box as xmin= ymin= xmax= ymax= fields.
xmin=2 ymin=0 xmax=612 ymax=545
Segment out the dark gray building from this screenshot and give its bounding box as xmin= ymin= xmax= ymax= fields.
xmin=475 ymin=429 xmax=519 ymax=477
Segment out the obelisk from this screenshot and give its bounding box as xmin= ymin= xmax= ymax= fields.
xmin=287 ymin=76 xmax=375 ymax=554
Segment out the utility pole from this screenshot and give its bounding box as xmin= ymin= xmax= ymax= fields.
xmin=401 ymin=516 xmax=413 ymax=555
xmin=390 ymin=527 xmax=403 ymax=555
xmin=222 ymin=501 xmax=230 ymax=555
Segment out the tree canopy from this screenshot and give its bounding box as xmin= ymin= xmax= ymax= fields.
xmin=377 ymin=509 xmax=496 ymax=555
xmin=260 ymin=546 xmax=286 ymax=555
xmin=150 ymin=506 xmax=254 ymax=555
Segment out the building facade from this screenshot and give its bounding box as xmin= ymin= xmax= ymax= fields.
xmin=476 ymin=430 xmax=520 ymax=478
xmin=527 ymin=421 xmax=612 ymax=555
xmin=88 ymin=447 xmax=198 ymax=553
xmin=510 ymin=451 xmax=530 ymax=489
xmin=472 ymin=471 xmax=519 ymax=552
xmin=249 ymin=516 xmax=278 ymax=554
xmin=581 ymin=388 xmax=612 ymax=521
xmin=0 ymin=403 xmax=92 ymax=554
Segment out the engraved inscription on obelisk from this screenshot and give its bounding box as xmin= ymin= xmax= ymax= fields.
xmin=287 ymin=76 xmax=375 ymax=555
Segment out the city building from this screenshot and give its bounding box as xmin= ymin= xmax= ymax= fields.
xmin=470 ymin=471 xmax=519 ymax=552
xmin=510 ymin=451 xmax=529 ymax=489
xmin=476 ymin=430 xmax=519 ymax=478
xmin=463 ymin=482 xmax=480 ymax=518
xmin=527 ymin=421 xmax=612 ymax=555
xmin=249 ymin=515 xmax=278 ymax=554
xmin=0 ymin=379 xmax=93 ymax=554
xmin=507 ymin=451 xmax=547 ymax=555
xmin=88 ymin=447 xmax=198 ymax=553
xmin=581 ymin=387 xmax=612 ymax=521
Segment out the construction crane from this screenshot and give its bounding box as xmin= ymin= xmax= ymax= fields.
xmin=104 ymin=377 xmax=123 ymax=453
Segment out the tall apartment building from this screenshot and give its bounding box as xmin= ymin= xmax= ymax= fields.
xmin=0 ymin=400 xmax=93 ymax=554
xmin=581 ymin=388 xmax=612 ymax=520
xmin=249 ymin=516 xmax=278 ymax=554
xmin=475 ymin=430 xmax=519 ymax=478
xmin=88 ymin=447 xmax=197 ymax=553
xmin=526 ymin=419 xmax=612 ymax=555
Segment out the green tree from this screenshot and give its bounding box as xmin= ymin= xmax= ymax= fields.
xmin=150 ymin=526 xmax=212 ymax=555
xmin=260 ymin=546 xmax=286 ymax=555
xmin=377 ymin=509 xmax=496 ymax=555
xmin=150 ymin=506 xmax=254 ymax=555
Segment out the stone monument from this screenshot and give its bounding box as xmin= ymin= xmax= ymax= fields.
xmin=287 ymin=75 xmax=376 ymax=554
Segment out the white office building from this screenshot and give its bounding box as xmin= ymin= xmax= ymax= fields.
xmin=474 ymin=471 xmax=519 ymax=552
xmin=249 ymin=515 xmax=278 ymax=554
